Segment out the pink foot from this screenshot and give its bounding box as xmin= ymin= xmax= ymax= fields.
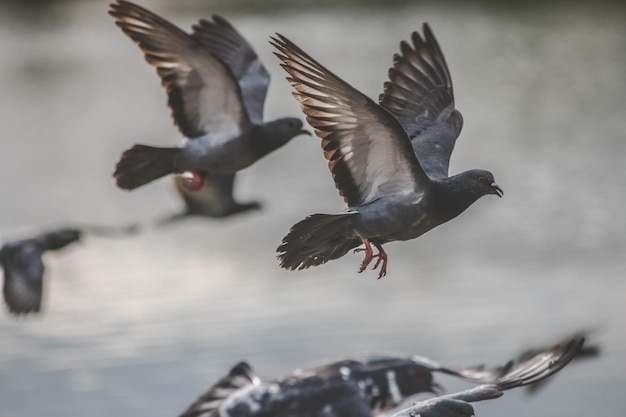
xmin=354 ymin=239 xmax=388 ymax=278
xmin=182 ymin=171 xmax=207 ymax=191
xmin=371 ymin=242 xmax=388 ymax=279
xmin=354 ymin=239 xmax=375 ymax=273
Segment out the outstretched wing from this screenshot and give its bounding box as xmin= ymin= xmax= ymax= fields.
xmin=191 ymin=16 xmax=270 ymax=124
xmin=109 ymin=1 xmax=247 ymax=139
xmin=391 ymin=335 xmax=585 ymax=417
xmin=379 ymin=23 xmax=463 ymax=179
xmin=515 ymin=329 xmax=600 ymax=395
xmin=272 ymin=34 xmax=429 ymax=208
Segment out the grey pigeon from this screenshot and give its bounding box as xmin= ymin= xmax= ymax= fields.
xmin=158 ymin=173 xmax=261 ymax=224
xmin=391 ymin=335 xmax=585 ymax=417
xmin=109 ymin=1 xmax=309 ymax=191
xmin=178 ymin=353 xmax=512 ymax=417
xmin=0 ymin=228 xmax=81 ymax=315
xmin=272 ymin=24 xmax=502 ymax=278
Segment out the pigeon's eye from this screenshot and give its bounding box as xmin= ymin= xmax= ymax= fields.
xmin=477 ymin=176 xmax=484 ymax=182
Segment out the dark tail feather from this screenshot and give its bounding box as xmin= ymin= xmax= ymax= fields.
xmin=114 ymin=144 xmax=181 ymax=190
xmin=277 ymin=213 xmax=361 ymax=271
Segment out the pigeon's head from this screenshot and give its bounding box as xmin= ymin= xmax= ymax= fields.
xmin=465 ymin=169 xmax=503 ymax=198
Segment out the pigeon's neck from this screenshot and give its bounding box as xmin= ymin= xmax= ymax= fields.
xmin=432 ymin=174 xmax=484 ymax=221
xmin=249 ymin=123 xmax=293 ymax=158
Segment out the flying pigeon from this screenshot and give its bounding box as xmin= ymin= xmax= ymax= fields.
xmin=178 ymin=353 xmax=511 ymax=417
xmin=272 ymin=24 xmax=502 ymax=278
xmin=158 ymin=173 xmax=261 ymax=224
xmin=0 ymin=228 xmax=81 ymax=315
xmin=109 ymin=1 xmax=309 ymax=191
xmin=285 ymin=354 xmax=511 ymax=414
xmin=178 ymin=336 xmax=581 ymax=417
xmin=391 ymin=335 xmax=584 ymax=417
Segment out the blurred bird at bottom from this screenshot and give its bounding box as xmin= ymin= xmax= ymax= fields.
xmin=176 ymin=337 xmax=584 ymax=417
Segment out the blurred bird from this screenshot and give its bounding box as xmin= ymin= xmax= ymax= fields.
xmin=392 ymin=335 xmax=584 ymax=417
xmin=178 ymin=336 xmax=582 ymax=417
xmin=272 ymin=24 xmax=502 ymax=278
xmin=0 ymin=228 xmax=81 ymax=315
xmin=178 ymin=353 xmax=511 ymax=417
xmin=158 ymin=174 xmax=262 ymax=224
xmin=109 ymin=1 xmax=309 ymax=191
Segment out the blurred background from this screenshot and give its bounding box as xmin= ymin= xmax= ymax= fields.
xmin=0 ymin=0 xmax=625 ymax=416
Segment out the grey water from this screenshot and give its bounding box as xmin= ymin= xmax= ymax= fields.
xmin=1 ymin=1 xmax=625 ymax=416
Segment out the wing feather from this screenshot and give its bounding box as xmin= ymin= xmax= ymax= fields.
xmin=272 ymin=35 xmax=428 ymax=207
xmin=109 ymin=1 xmax=246 ymax=139
xmin=191 ymin=16 xmax=270 ymax=124
xmin=391 ymin=335 xmax=585 ymax=417
xmin=379 ymin=23 xmax=463 ymax=179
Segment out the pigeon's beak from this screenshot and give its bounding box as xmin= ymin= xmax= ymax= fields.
xmin=491 ymin=182 xmax=503 ymax=198
xmin=299 ymin=129 xmax=312 ymax=137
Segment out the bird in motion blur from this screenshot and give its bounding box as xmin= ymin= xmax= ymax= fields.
xmin=179 ymin=353 xmax=508 ymax=417
xmin=109 ymin=0 xmax=309 ymax=191
xmin=177 ymin=336 xmax=583 ymax=417
xmin=157 ymin=174 xmax=262 ymax=224
xmin=1 ymin=228 xmax=81 ymax=315
xmin=273 ymin=24 xmax=502 ymax=278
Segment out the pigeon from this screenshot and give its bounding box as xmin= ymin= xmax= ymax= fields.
xmin=391 ymin=335 xmax=585 ymax=417
xmin=272 ymin=24 xmax=502 ymax=278
xmin=179 ymin=353 xmax=511 ymax=417
xmin=109 ymin=1 xmax=309 ymax=191
xmin=158 ymin=173 xmax=261 ymax=224
xmin=0 ymin=228 xmax=81 ymax=315
xmin=178 ymin=337 xmax=582 ymax=417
